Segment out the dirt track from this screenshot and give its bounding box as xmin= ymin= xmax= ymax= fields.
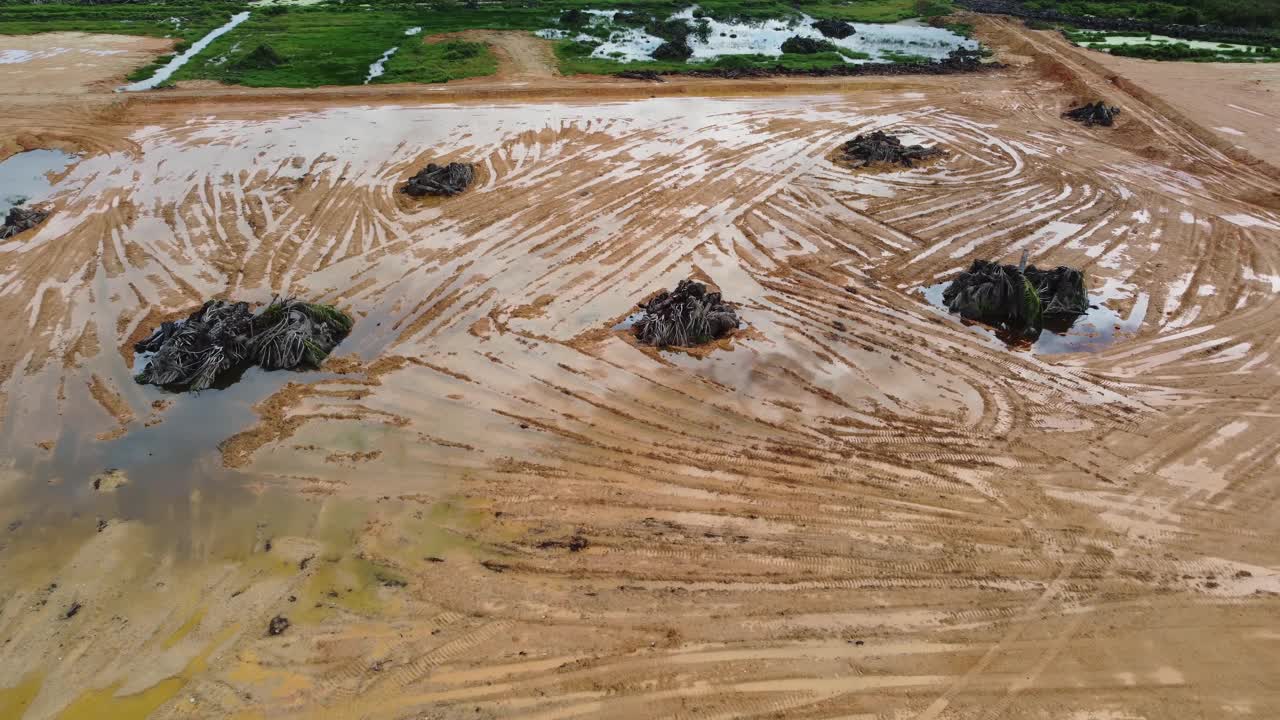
xmin=2 ymin=18 xmax=1280 ymax=720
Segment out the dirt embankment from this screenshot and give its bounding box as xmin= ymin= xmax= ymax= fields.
xmin=427 ymin=30 xmax=560 ymax=80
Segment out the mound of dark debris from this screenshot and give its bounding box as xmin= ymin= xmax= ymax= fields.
xmin=813 ymin=19 xmax=856 ymax=39
xmin=942 ymin=255 xmax=1088 ymax=339
xmin=0 ymin=205 xmax=49 ymax=240
xmin=401 ymin=162 xmax=475 ymax=197
xmin=617 ymin=70 xmax=665 ymax=82
xmin=631 ymin=280 xmax=740 ymax=348
xmin=781 ymin=36 xmax=837 ymax=54
xmin=839 ymin=130 xmax=944 ymax=168
xmin=1063 ymin=101 xmax=1120 ymax=127
xmin=134 ymin=297 xmax=353 ymax=391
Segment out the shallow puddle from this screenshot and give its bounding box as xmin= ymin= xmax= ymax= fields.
xmin=0 ymin=148 xmax=77 ymax=214
xmin=916 ymin=280 xmax=1147 ymax=354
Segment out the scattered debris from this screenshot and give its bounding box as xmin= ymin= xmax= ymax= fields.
xmin=780 ymin=36 xmax=837 ymax=54
xmin=480 ymin=560 xmax=511 ymax=573
xmin=1063 ymin=101 xmax=1120 ymax=127
xmin=0 ymin=205 xmax=49 ymax=240
xmin=631 ymin=280 xmax=741 ymax=348
xmin=267 ymin=615 xmax=290 ymax=636
xmin=812 ymin=19 xmax=856 ymax=39
xmin=64 ymin=602 xmax=82 ymax=619
xmin=839 ymin=130 xmax=944 ymax=168
xmin=376 ymin=573 xmax=407 ymax=588
xmin=401 ymin=162 xmax=475 ymax=197
xmin=133 ymin=297 xmax=353 ymax=392
xmin=942 ymin=255 xmax=1089 ymax=339
xmin=617 ymin=70 xmax=665 ymax=82
xmin=91 ymin=468 xmax=129 ymax=492
xmin=537 ymin=535 xmax=590 ymax=552
xmin=96 ymin=518 xmax=108 ymax=533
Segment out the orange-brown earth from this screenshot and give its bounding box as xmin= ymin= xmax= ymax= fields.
xmin=2 ymin=16 xmax=1280 ymax=720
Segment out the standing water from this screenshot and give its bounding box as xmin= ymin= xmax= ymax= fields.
xmin=121 ymin=11 xmax=251 ymax=91
xmin=0 ymin=149 xmax=78 ymax=214
xmin=365 ymin=47 xmax=398 ymax=84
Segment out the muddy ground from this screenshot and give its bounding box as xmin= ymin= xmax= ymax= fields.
xmin=2 ymin=15 xmax=1280 ymax=720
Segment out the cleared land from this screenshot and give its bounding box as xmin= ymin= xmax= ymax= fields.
xmin=2 ymin=13 xmax=1280 ymax=720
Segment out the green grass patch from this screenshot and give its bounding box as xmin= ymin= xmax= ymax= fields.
xmin=168 ymin=6 xmax=543 ymax=87
xmin=0 ymin=0 xmax=965 ymax=87
xmin=376 ymin=39 xmax=497 ymax=84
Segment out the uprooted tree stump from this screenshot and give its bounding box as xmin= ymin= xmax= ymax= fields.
xmin=401 ymin=162 xmax=475 ymax=197
xmin=1063 ymin=101 xmax=1120 ymax=127
xmin=631 ymin=280 xmax=741 ymax=348
xmin=941 ymin=258 xmax=1089 ymax=339
xmin=134 ymin=297 xmax=353 ymax=392
xmin=839 ymin=130 xmax=944 ymax=168
xmin=812 ymin=19 xmax=856 ymax=39
xmin=0 ymin=205 xmax=49 ymax=239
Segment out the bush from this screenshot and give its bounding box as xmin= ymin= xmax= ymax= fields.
xmin=780 ymin=36 xmax=837 ymax=54
xmin=441 ymin=40 xmax=482 ymax=61
xmin=232 ymin=43 xmax=286 ymax=71
xmin=652 ymin=40 xmax=693 ymax=60
xmin=560 ymin=9 xmax=585 ymax=26
xmin=913 ymin=0 xmax=954 ymax=19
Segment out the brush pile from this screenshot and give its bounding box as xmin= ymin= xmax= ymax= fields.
xmin=0 ymin=205 xmax=49 ymax=239
xmin=839 ymin=131 xmax=944 ymax=168
xmin=632 ymin=280 xmax=740 ymax=348
xmin=780 ymin=36 xmax=838 ymax=54
xmin=1063 ymin=101 xmax=1120 ymax=127
xmin=813 ymin=19 xmax=856 ymax=39
xmin=401 ymin=162 xmax=475 ymax=197
xmin=134 ymin=298 xmax=354 ymax=391
xmin=942 ymin=259 xmax=1088 ymax=338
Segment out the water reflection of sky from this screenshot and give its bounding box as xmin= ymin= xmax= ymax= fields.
xmin=916 ymin=280 xmax=1148 ymax=355
xmin=0 ymin=148 xmax=77 ymax=213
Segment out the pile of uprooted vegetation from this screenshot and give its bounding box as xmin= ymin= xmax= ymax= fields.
xmin=401 ymin=162 xmax=475 ymax=197
xmin=0 ymin=205 xmax=49 ymax=239
xmin=813 ymin=19 xmax=856 ymax=39
xmin=942 ymin=256 xmax=1088 ymax=340
xmin=839 ymin=130 xmax=944 ymax=168
xmin=781 ymin=36 xmax=838 ymax=54
xmin=631 ymin=280 xmax=740 ymax=348
xmin=134 ymin=298 xmax=353 ymax=391
xmin=1063 ymin=101 xmax=1120 ymax=127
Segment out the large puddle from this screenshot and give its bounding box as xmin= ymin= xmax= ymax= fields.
xmin=916 ymin=278 xmax=1148 ymax=354
xmin=0 ymin=148 xmax=78 ymax=214
xmin=538 ymin=8 xmax=976 ymax=64
xmin=122 ymin=10 xmax=251 ymax=91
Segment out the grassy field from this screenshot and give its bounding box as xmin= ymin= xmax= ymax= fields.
xmin=0 ymin=0 xmax=949 ymax=87
xmin=1022 ymin=0 xmax=1280 ymax=31
xmin=167 ymin=7 xmax=528 ymax=87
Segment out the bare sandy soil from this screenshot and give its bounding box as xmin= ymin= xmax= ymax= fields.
xmin=2 ymin=18 xmax=1280 ymax=720
xmin=1047 ymin=30 xmax=1280 ymax=171
xmin=430 ymin=30 xmax=561 ymax=79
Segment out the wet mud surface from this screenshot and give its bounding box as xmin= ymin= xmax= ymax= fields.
xmin=2 ymin=18 xmax=1280 ymax=720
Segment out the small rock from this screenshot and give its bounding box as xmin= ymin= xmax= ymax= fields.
xmin=267 ymin=615 xmax=290 ymax=636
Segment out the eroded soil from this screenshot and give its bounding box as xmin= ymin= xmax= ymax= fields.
xmin=1 ymin=18 xmax=1279 ymax=720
